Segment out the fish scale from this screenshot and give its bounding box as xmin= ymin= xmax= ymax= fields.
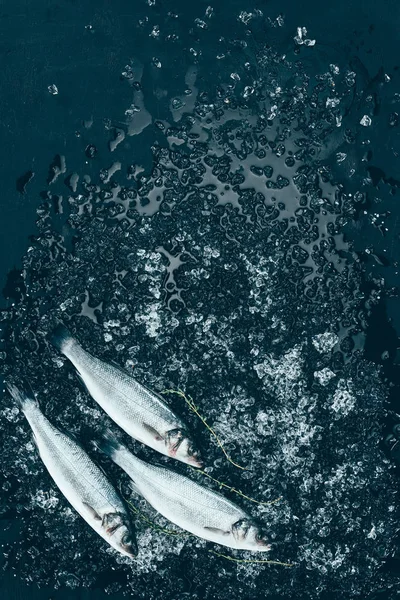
xmin=77 ymin=350 xmax=179 ymax=427
xmin=97 ymin=431 xmax=271 ymax=552
xmin=51 ymin=324 xmax=203 ymax=467
xmin=28 ymin=410 xmax=121 ymax=510
xmin=6 ymin=383 xmax=136 ymax=558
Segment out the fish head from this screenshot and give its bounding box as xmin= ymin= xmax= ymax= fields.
xmin=232 ymin=518 xmax=271 ymax=552
xmin=102 ymin=512 xmax=137 ymax=558
xmin=166 ymin=429 xmax=203 ymax=467
xmin=177 ymin=437 xmax=204 ymax=468
xmin=118 ymin=529 xmax=138 ymax=558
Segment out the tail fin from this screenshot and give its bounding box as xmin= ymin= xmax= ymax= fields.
xmin=94 ymin=429 xmax=144 ymax=478
xmin=5 ymin=381 xmax=39 ymax=412
xmin=93 ymin=428 xmax=126 ymax=461
xmin=50 ymin=323 xmax=75 ymax=355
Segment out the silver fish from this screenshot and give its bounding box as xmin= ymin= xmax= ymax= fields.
xmin=6 ymin=383 xmax=136 ymax=558
xmin=51 ymin=324 xmax=202 ymax=468
xmin=96 ymin=429 xmax=271 ymax=552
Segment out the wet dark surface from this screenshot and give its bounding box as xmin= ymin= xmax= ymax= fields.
xmin=1 ymin=1 xmax=400 ymax=599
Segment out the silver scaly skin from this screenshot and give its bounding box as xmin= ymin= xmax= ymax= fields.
xmin=6 ymin=383 xmax=136 ymax=558
xmin=51 ymin=324 xmax=202 ymax=467
xmin=96 ymin=430 xmax=271 ymax=552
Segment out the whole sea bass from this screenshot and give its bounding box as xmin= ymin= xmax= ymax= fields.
xmin=51 ymin=324 xmax=202 ymax=467
xmin=6 ymin=383 xmax=136 ymax=558
xmin=96 ymin=430 xmax=271 ymax=552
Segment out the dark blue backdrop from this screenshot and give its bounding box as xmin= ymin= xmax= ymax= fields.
xmin=1 ymin=1 xmax=400 ymax=598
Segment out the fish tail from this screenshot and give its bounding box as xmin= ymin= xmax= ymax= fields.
xmin=94 ymin=428 xmax=126 ymax=461
xmin=94 ymin=429 xmax=144 ymax=482
xmin=5 ymin=380 xmax=39 ymax=413
xmin=50 ymin=322 xmax=76 ymax=356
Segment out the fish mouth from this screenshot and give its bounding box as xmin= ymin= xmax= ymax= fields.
xmin=256 ymin=537 xmax=271 ymax=550
xmin=124 ymin=546 xmax=137 ymax=558
xmin=189 ymin=455 xmax=204 ymax=468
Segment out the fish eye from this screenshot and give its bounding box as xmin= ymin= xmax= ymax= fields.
xmin=186 ymin=442 xmax=203 ymax=461
xmin=255 ymin=530 xmax=270 ymax=546
xmin=121 ymin=533 xmax=137 ymax=557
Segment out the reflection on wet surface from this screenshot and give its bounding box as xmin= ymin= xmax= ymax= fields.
xmin=1 ymin=3 xmax=400 ymax=599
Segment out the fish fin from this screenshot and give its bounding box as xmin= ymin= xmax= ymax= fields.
xmin=129 ymin=481 xmax=143 ymax=497
xmin=142 ymin=423 xmax=165 ymax=442
xmin=49 ymin=322 xmax=75 ymax=355
xmin=109 ymin=359 xmax=138 ymax=380
xmin=74 ymin=368 xmax=96 ymax=399
xmin=110 ymin=359 xmax=128 ymax=373
xmin=93 ymin=428 xmax=125 ymax=460
xmin=31 ymin=431 xmax=40 ymax=449
xmin=75 ymin=369 xmax=87 ymax=387
xmin=204 ymin=526 xmax=231 ymax=536
xmin=5 ymin=380 xmax=39 ymax=413
xmin=82 ymin=501 xmax=102 ymax=521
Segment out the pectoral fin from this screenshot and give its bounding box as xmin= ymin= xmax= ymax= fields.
xmin=142 ymin=423 xmax=164 ymax=442
xmin=204 ymin=526 xmax=230 ymax=536
xmin=82 ymin=501 xmax=102 ymax=521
